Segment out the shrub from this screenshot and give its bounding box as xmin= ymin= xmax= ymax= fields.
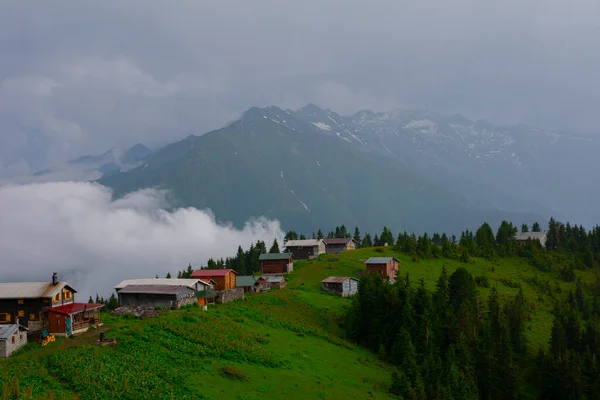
xmin=220 ymin=366 xmax=248 ymax=381
xmin=475 ymin=275 xmax=490 ymax=288
xmin=374 ymin=247 xmax=385 ymax=253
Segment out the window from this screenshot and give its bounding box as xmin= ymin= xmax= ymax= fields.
xmin=64 ymin=291 xmax=72 ymax=300
xmin=0 ymin=313 xmax=10 ymax=322
xmin=17 ymin=299 xmax=24 ymax=305
xmin=29 ymin=313 xmax=37 ymax=320
xmin=17 ymin=310 xmax=24 ymax=317
xmin=53 ymin=293 xmax=61 ymax=302
xmin=12 ymin=337 xmax=15 ymax=344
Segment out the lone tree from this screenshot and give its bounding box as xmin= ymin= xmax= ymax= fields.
xmin=269 ymin=238 xmax=280 ymax=253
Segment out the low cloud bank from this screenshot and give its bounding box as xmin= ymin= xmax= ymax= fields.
xmin=0 ymin=181 xmax=284 ymax=299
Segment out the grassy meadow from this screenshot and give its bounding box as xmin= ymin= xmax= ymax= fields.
xmin=1 ymin=247 xmax=592 ymax=399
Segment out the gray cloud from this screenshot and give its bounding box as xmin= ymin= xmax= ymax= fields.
xmin=1 ymin=1 xmax=599 ymax=171
xmin=0 ymin=182 xmax=284 ymax=299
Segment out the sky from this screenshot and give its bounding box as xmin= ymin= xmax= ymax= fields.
xmin=1 ymin=0 xmax=599 ymax=172
xmin=0 ymin=181 xmax=284 ymax=298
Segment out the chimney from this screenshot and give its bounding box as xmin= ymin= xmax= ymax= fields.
xmin=52 ymin=272 xmax=58 ymax=286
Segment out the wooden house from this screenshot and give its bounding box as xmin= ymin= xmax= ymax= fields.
xmin=0 ymin=324 xmax=28 ymax=358
xmin=323 ymin=238 xmax=357 ymax=254
xmin=514 ymin=232 xmax=548 ymax=248
xmin=236 ymin=276 xmax=259 ymax=293
xmin=284 ymin=239 xmax=326 ymax=260
xmin=116 ymin=285 xmax=196 ymax=310
xmin=321 ymin=276 xmax=359 ymax=297
xmin=259 ymin=253 xmax=294 ymax=275
xmin=48 ymin=302 xmax=103 ymax=336
xmin=114 ymin=278 xmax=209 ymax=293
xmin=191 ymin=269 xmax=237 ymax=291
xmin=256 ymin=275 xmax=286 ymax=290
xmin=364 ymin=257 xmax=399 ymax=281
xmin=0 ymin=273 xmax=79 ymax=335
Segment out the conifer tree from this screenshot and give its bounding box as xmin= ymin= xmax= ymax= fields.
xmin=362 ymin=233 xmax=373 ymax=248
xmin=166 ymin=272 xmax=171 ymax=278
xmin=353 ymin=226 xmax=361 ymax=246
xmin=269 ymin=238 xmax=280 ymax=253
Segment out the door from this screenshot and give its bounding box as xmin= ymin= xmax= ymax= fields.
xmin=66 ymin=315 xmax=72 ymax=335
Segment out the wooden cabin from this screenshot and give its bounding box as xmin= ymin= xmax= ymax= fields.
xmin=236 ymin=276 xmax=259 ymax=293
xmin=259 ymin=253 xmax=294 ymax=275
xmin=0 ymin=324 xmax=28 ymax=358
xmin=0 ymin=273 xmax=78 ymax=335
xmin=116 ymin=285 xmax=195 ymax=310
xmin=321 ymin=276 xmax=359 ymax=297
xmin=114 ymin=278 xmax=208 ymax=293
xmin=284 ymin=239 xmax=325 ymax=260
xmin=364 ymin=257 xmax=399 ymax=281
xmin=323 ymin=238 xmax=357 ymax=254
xmin=191 ymin=269 xmax=237 ymax=291
xmin=48 ymin=302 xmax=103 ymax=337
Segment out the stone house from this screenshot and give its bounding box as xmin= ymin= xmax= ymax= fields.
xmin=0 ymin=324 xmax=28 ymax=358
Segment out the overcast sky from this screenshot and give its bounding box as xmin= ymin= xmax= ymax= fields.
xmin=1 ymin=0 xmax=599 ymax=170
xmin=0 ymin=182 xmax=283 ymax=298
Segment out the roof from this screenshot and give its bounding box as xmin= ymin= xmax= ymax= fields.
xmin=114 ymin=278 xmax=204 ymax=290
xmin=237 ymin=275 xmax=258 ymax=287
xmin=259 ymin=275 xmax=286 ymax=283
xmin=198 ymin=278 xmax=217 ymax=286
xmin=515 ymin=232 xmax=547 ymax=241
xmin=0 ymin=324 xmax=20 ymax=340
xmin=258 ymin=252 xmax=293 ymax=261
xmin=117 ymin=285 xmax=191 ymax=295
xmin=364 ymin=257 xmax=399 ymax=264
xmin=323 ymin=238 xmax=355 ymax=245
xmin=191 ymin=269 xmax=237 ymax=278
xmin=284 ymin=239 xmax=322 ymax=247
xmin=48 ymin=302 xmax=104 ymax=316
xmin=321 ymin=276 xmax=359 ymax=284
xmin=0 ymin=282 xmax=77 ymax=300
xmin=196 ymin=289 xmax=218 ymax=298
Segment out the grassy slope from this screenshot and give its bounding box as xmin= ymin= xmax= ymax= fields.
xmin=1 ymin=248 xmax=593 ymax=399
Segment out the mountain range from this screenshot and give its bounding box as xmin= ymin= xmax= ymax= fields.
xmin=95 ymin=104 xmax=590 ymax=235
xmin=9 ymin=143 xmax=156 ymax=184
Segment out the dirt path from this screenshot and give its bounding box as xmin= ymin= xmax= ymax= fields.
xmin=35 ymin=325 xmax=111 ymax=355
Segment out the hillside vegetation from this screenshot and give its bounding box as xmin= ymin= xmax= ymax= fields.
xmin=2 ymin=243 xmax=596 ymax=399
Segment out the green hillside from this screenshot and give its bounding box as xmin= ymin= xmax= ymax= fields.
xmin=2 ymin=247 xmax=594 ymax=399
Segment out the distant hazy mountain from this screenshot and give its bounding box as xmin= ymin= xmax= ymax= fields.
xmin=292 ymin=104 xmax=600 ymax=226
xmin=98 ymin=106 xmax=541 ymax=234
xmin=27 ymin=143 xmax=155 ymax=183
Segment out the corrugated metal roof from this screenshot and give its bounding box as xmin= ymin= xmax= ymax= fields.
xmin=258 ymin=253 xmax=293 ymax=261
xmin=236 ymin=276 xmax=258 ymax=287
xmin=191 ymin=269 xmax=237 ymax=278
xmin=48 ymin=303 xmax=104 ymax=316
xmin=114 ymin=278 xmax=204 ymax=290
xmin=321 ymin=276 xmax=358 ymax=283
xmin=284 ymin=239 xmax=321 ymax=247
xmin=364 ymin=257 xmax=398 ymax=264
xmin=0 ymin=282 xmax=77 ymax=299
xmin=0 ymin=324 xmax=18 ymax=340
xmin=323 ymin=238 xmax=354 ymax=245
xmin=515 ymin=232 xmax=547 ymax=241
xmin=118 ymin=285 xmax=191 ymax=295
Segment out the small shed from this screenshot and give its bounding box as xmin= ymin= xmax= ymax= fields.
xmin=514 ymin=232 xmax=548 ymax=248
xmin=259 ymin=253 xmax=294 ymax=275
xmin=364 ymin=257 xmax=399 ymax=280
xmin=48 ymin=303 xmax=104 ymax=336
xmin=191 ymin=269 xmax=238 ymax=291
xmin=321 ymin=276 xmax=359 ymax=297
xmin=117 ymin=285 xmax=196 ymax=310
xmin=196 ymin=289 xmax=218 ymax=306
xmin=0 ymin=324 xmax=28 ymax=358
xmin=284 ymin=239 xmax=326 ymax=260
xmin=323 ymin=238 xmax=357 ymax=254
xmin=257 ymin=275 xmax=286 ymax=290
xmin=236 ymin=276 xmax=258 ymax=293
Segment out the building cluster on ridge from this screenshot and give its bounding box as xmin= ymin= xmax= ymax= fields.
xmin=0 ymin=236 xmax=402 ymax=358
